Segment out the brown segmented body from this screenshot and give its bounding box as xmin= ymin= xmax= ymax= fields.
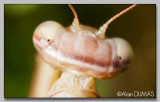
xmin=33 ymin=26 xmax=122 ymax=79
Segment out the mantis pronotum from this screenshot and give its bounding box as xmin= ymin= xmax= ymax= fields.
xmin=32 ymin=4 xmax=137 ymax=97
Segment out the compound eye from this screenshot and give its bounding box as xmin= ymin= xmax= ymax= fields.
xmin=113 ymin=37 xmax=134 ymax=66
xmin=47 ymin=39 xmax=50 ymax=42
xmin=34 ymin=21 xmax=63 ymax=43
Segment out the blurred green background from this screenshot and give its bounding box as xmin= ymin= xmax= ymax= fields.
xmin=4 ymin=4 xmax=156 ymax=98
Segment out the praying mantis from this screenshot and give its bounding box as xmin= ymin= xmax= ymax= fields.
xmin=30 ymin=4 xmax=137 ymax=98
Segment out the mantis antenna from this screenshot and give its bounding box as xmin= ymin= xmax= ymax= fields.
xmin=96 ymin=4 xmax=138 ymax=39
xmin=68 ymin=4 xmax=80 ymax=32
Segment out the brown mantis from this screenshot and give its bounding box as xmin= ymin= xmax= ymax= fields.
xmin=31 ymin=4 xmax=137 ymax=98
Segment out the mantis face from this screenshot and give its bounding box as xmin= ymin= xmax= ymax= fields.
xmin=33 ymin=5 xmax=136 ymax=79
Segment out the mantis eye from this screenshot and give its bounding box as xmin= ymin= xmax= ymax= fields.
xmin=113 ymin=37 xmax=134 ymax=66
xmin=34 ymin=21 xmax=63 ymax=42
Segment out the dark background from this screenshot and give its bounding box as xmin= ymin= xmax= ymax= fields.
xmin=4 ymin=4 xmax=156 ymax=98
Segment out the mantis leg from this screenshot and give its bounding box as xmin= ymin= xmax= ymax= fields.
xmin=29 ymin=54 xmax=61 ymax=97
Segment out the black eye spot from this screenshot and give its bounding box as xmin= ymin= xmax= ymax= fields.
xmin=48 ymin=39 xmax=50 ymax=42
xmin=118 ymin=56 xmax=121 ymax=60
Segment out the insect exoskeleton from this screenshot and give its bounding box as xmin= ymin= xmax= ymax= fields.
xmin=33 ymin=4 xmax=136 ymax=79
xmin=47 ymin=71 xmax=98 ymax=97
